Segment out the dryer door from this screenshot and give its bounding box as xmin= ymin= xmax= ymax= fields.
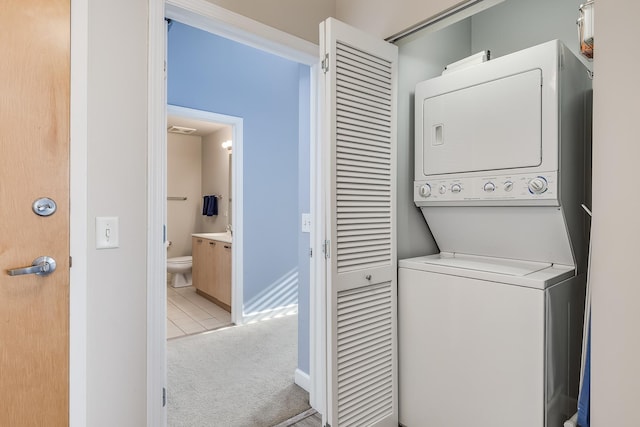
xmin=420 ymin=68 xmax=542 ymax=176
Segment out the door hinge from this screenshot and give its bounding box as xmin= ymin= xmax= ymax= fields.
xmin=309 ymin=248 xmax=313 ymax=258
xmin=162 ymin=387 xmax=166 ymax=407
xmin=321 ymin=53 xmax=329 ymax=73
xmin=323 ymin=240 xmax=330 ymax=259
xmin=69 ymin=256 xmax=72 ymax=268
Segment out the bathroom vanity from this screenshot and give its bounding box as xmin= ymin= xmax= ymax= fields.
xmin=192 ymin=233 xmax=232 ymax=311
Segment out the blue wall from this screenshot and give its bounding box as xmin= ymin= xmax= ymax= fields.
xmin=297 ymin=65 xmax=311 ymax=374
xmin=168 ymin=22 xmax=311 ymax=374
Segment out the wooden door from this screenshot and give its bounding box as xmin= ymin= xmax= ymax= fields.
xmin=320 ymin=18 xmax=398 ymax=427
xmin=0 ymin=0 xmax=70 ymax=425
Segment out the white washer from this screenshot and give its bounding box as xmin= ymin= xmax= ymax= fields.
xmin=398 ymin=254 xmax=584 ymax=427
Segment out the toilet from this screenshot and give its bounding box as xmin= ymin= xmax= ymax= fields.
xmin=167 ymin=256 xmax=192 ymax=288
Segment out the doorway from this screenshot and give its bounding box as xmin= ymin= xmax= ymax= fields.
xmin=164 ymin=23 xmax=310 ymax=424
xmin=166 ymin=110 xmax=235 ymax=335
xmin=148 ymin=2 xmax=321 ymax=424
xmin=164 ymin=100 xmax=308 ymax=424
xmin=166 ymin=106 xmax=243 ymax=325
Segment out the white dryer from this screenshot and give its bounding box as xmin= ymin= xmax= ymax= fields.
xmin=399 ymin=40 xmax=591 ymax=427
xmin=412 ymin=40 xmax=591 ymax=272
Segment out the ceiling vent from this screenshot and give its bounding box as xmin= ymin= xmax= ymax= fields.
xmin=167 ymin=125 xmax=197 ymax=135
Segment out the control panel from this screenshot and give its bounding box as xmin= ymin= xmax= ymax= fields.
xmin=414 ymin=172 xmax=558 ymax=206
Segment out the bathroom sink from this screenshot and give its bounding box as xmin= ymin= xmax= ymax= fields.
xmin=192 ymin=232 xmax=232 ymax=244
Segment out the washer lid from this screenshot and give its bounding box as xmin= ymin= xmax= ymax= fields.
xmin=399 ymin=252 xmax=575 ymax=289
xmin=419 ymin=253 xmax=550 ymax=276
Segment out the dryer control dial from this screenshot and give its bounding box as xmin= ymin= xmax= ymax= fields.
xmin=528 ymin=177 xmax=548 ymax=194
xmin=483 ymin=182 xmax=496 ymax=192
xmin=419 ymin=184 xmax=431 ymax=198
xmin=451 ymin=184 xmax=462 ymax=194
xmin=439 ymin=185 xmax=447 ymax=195
xmin=504 ymin=181 xmax=514 ymax=192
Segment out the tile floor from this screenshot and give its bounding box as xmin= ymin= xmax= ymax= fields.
xmin=166 ymin=283 xmax=232 ymax=339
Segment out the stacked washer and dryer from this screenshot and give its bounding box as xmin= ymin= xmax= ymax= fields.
xmin=398 ymin=41 xmax=591 ymax=427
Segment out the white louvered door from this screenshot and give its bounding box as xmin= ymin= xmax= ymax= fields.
xmin=320 ymin=18 xmax=398 ymax=427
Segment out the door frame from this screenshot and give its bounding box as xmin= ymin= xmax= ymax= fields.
xmin=166 ymin=105 xmax=244 ymax=325
xmin=148 ymin=0 xmax=324 ymax=424
xmin=70 ymin=0 xmax=88 ymax=425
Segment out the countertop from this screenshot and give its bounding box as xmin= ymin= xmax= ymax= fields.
xmin=192 ymin=232 xmax=232 ymax=244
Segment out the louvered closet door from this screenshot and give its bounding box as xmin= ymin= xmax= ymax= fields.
xmin=320 ymin=18 xmax=398 ymax=427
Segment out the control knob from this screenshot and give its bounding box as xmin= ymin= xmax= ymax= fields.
xmin=528 ymin=177 xmax=548 ymax=194
xmin=504 ymin=181 xmax=514 ymax=192
xmin=439 ymin=185 xmax=447 ymax=195
xmin=451 ymin=184 xmax=462 ymax=194
xmin=483 ymin=182 xmax=496 ymax=192
xmin=419 ymin=184 xmax=431 ymax=198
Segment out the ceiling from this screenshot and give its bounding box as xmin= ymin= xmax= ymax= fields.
xmin=167 ymin=114 xmax=229 ymax=137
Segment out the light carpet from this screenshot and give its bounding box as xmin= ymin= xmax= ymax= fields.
xmin=168 ymin=314 xmax=310 ymax=427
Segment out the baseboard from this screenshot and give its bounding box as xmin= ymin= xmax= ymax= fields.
xmin=294 ymin=368 xmax=311 ymax=392
xmin=196 ymin=289 xmax=231 ymax=312
xmin=273 ymin=408 xmax=318 ymax=427
xmin=241 ymin=304 xmax=298 ymax=324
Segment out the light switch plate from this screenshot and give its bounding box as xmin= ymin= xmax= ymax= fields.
xmin=96 ymin=216 xmax=119 ymax=249
xmin=302 ymin=213 xmax=311 ymax=233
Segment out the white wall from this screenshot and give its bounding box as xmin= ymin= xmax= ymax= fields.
xmin=203 ymin=0 xmax=335 ymax=44
xmin=471 ymin=0 xmax=591 ymax=71
xmin=336 ymin=0 xmax=470 ymax=39
xmin=200 ymin=127 xmax=232 ymax=232
xmin=86 ymin=0 xmax=148 ymax=425
xmin=167 ymin=133 xmax=202 ymax=257
xmin=591 ymin=0 xmax=640 ymax=424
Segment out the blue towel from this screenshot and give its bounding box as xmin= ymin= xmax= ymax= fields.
xmin=577 ymin=317 xmax=590 ymax=427
xmin=202 ymin=196 xmax=210 ymax=215
xmin=204 ymin=195 xmax=218 ymax=216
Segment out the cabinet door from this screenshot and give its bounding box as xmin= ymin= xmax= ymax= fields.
xmin=192 ymin=237 xmax=216 ymax=296
xmin=217 ymin=243 xmax=232 ymax=307
xmin=203 ymin=240 xmax=217 ymax=297
xmin=192 ymin=237 xmax=206 ymax=289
